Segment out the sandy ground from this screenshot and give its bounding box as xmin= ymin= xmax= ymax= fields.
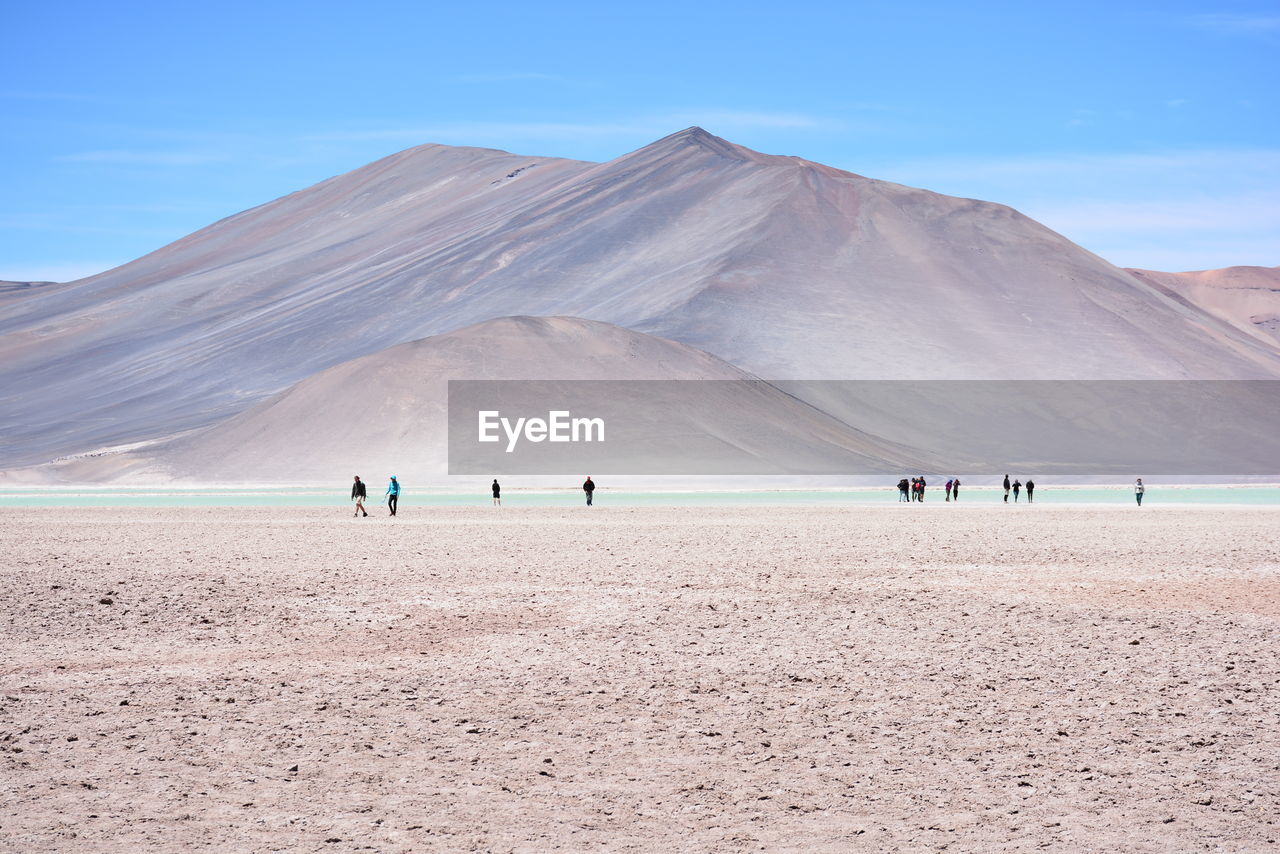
xmin=2 ymin=504 xmax=1278 ymax=853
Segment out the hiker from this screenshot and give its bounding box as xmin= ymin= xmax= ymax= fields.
xmin=492 ymin=478 xmax=501 ymax=506
xmin=351 ymin=475 xmax=368 ymax=517
xmin=583 ymin=476 xmax=595 ymax=506
xmin=385 ymin=475 xmax=400 ymax=516
xmin=951 ymin=477 xmax=961 ymax=501
xmin=1026 ymin=478 xmax=1035 ymax=503
xmin=945 ymin=479 xmax=953 ymax=502
xmin=1003 ymin=474 xmax=1011 ymax=503
xmin=918 ymin=476 xmax=927 ymax=502
xmin=898 ymin=478 xmax=910 ymax=502
xmin=1135 ymin=478 xmax=1145 ymax=506
xmin=1012 ymin=479 xmax=1021 ymax=502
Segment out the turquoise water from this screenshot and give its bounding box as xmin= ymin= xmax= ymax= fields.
xmin=1 ymin=486 xmax=1277 ymax=508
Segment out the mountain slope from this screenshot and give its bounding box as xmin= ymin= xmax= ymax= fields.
xmin=71 ymin=317 xmax=929 ymax=483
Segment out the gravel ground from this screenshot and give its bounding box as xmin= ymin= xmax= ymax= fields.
xmin=2 ymin=504 xmax=1278 ymax=852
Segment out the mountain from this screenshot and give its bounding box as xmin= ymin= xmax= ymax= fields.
xmin=0 ymin=144 xmax=595 ymax=468
xmin=45 ymin=317 xmax=930 ymax=483
xmin=2 ymin=128 xmax=1278 ymax=475
xmin=1127 ymin=266 xmax=1280 ymax=348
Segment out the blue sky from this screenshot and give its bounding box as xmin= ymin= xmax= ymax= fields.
xmin=2 ymin=0 xmax=1277 ymax=281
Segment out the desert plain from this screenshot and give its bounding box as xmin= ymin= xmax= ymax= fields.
xmin=2 ymin=503 xmax=1278 ymax=852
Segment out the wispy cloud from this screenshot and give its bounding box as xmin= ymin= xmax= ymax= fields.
xmin=305 ymin=121 xmax=646 ymax=144
xmin=834 ymin=102 xmax=912 ymax=114
xmin=0 ymin=261 xmax=122 ymax=283
xmin=866 ymin=149 xmax=1280 ymax=269
xmin=456 ymin=72 xmax=566 ymax=83
xmin=875 ymin=149 xmax=1280 ymax=187
xmin=0 ymin=90 xmax=97 ymax=102
xmin=0 ymin=211 xmax=181 ymax=239
xmin=1019 ymin=190 xmax=1279 ymax=270
xmin=306 ymin=110 xmax=828 ymax=145
xmin=54 ymin=150 xmax=229 ymax=166
xmin=1188 ymin=12 xmax=1280 ymax=35
xmin=1082 ymin=236 xmax=1280 ymax=274
xmin=669 ymin=110 xmax=824 ymax=130
xmin=64 ymin=201 xmax=207 ymax=214
xmin=1030 ymin=191 xmax=1280 ymax=234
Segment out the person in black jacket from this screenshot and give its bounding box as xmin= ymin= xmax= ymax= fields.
xmin=1003 ymin=474 xmax=1011 ymax=503
xmin=897 ymin=478 xmax=910 ymax=502
xmin=583 ymin=476 xmax=595 ymax=506
xmin=351 ymin=475 xmax=368 ymax=517
xmin=1026 ymin=478 xmax=1035 ymax=503
xmin=1012 ymin=479 xmax=1021 ymax=502
xmin=492 ymin=479 xmax=501 ymax=506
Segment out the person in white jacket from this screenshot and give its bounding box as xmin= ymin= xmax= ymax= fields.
xmin=1134 ymin=478 xmax=1145 ymax=506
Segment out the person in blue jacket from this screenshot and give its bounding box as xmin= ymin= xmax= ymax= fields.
xmin=385 ymin=476 xmax=401 ymax=516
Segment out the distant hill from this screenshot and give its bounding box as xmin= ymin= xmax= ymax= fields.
xmin=0 ymin=280 xmax=64 ymax=299
xmin=1127 ymin=266 xmax=1280 ymax=348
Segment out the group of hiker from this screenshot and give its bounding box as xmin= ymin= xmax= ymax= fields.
xmin=897 ymin=475 xmax=1045 ymax=503
xmin=352 ymin=475 xmax=600 ymax=515
xmin=897 ymin=476 xmax=963 ymax=502
xmin=901 ymin=474 xmax=1039 ymax=503
xmin=1002 ymin=474 xmax=1035 ymax=503
xmin=350 ymin=475 xmax=400 ymax=517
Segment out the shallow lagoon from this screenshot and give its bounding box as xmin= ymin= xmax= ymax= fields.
xmin=2 ymin=485 xmax=1277 ymax=508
